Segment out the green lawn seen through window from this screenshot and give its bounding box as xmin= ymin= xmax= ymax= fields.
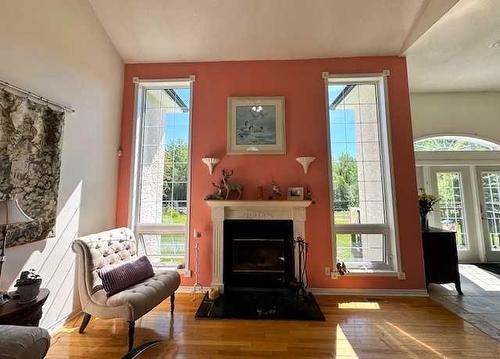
xmin=159 ymin=233 xmax=186 ymax=267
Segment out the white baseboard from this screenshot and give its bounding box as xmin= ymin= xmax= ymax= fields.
xmin=310 ymin=288 xmax=429 ymax=297
xmin=46 ymin=311 xmax=82 ymax=334
xmin=176 ymin=286 xmax=428 ymax=297
xmin=176 ymin=286 xmax=207 ymax=293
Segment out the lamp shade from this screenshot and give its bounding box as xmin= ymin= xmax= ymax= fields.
xmin=0 ymin=199 xmax=33 ymax=225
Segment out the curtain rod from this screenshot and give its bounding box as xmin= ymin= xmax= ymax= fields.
xmin=0 ymin=79 xmax=75 ymax=113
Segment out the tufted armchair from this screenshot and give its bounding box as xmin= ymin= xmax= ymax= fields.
xmin=72 ymin=227 xmax=180 ymax=351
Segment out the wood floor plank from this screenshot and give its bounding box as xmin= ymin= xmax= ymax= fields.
xmin=47 ymin=294 xmax=500 ymax=358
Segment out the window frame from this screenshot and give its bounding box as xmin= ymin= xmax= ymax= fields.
xmin=129 ymin=77 xmax=195 ymax=271
xmin=323 ymin=72 xmax=402 ymax=275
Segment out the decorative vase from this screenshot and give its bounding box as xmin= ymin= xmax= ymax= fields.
xmin=420 ymin=212 xmax=429 ymax=231
xmin=17 ymin=281 xmax=41 ymax=303
xmin=208 ymin=287 xmax=220 ymax=300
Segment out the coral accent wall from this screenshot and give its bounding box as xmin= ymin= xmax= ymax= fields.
xmin=116 ymin=57 xmax=425 ymax=290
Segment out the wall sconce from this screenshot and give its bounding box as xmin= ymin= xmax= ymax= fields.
xmin=202 ymin=157 xmax=220 ymax=174
xmin=296 ymin=157 xmax=315 ymax=174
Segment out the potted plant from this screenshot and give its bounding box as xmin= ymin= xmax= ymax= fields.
xmin=418 ymin=188 xmax=440 ymax=231
xmin=15 ymin=269 xmax=42 ymax=303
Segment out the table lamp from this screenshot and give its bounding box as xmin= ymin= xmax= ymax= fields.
xmin=0 ymin=199 xmax=33 ymax=305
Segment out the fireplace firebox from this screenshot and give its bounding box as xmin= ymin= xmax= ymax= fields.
xmin=223 ymin=219 xmax=294 ymax=289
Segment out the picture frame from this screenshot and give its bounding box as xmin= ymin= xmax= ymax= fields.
xmin=287 ymin=187 xmax=304 ymax=201
xmin=227 ymin=96 xmax=286 ymax=155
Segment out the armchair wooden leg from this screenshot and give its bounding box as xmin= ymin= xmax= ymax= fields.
xmin=170 ymin=293 xmax=175 ymax=315
xmin=128 ymin=321 xmax=135 ymax=351
xmin=79 ymin=313 xmax=91 ymax=334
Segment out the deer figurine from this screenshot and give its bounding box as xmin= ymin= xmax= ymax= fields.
xmin=204 ymin=180 xmax=224 ymax=200
xmin=221 ymin=169 xmax=243 ymax=200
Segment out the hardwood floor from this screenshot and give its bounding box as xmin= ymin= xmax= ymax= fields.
xmin=430 ymin=264 xmax=500 ymax=341
xmin=47 ymin=294 xmax=500 ymax=358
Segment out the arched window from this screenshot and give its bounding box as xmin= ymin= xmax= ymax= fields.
xmin=414 ymin=135 xmax=500 ymax=151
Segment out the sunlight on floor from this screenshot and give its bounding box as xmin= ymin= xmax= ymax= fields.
xmin=52 ymin=326 xmax=78 ymax=335
xmin=385 ymin=322 xmax=446 ymax=358
xmin=440 ymin=282 xmax=457 ymax=291
xmin=338 ymin=302 xmax=380 ymax=309
xmin=336 ymin=325 xmax=359 ymax=358
xmin=460 ymin=264 xmax=500 ymax=291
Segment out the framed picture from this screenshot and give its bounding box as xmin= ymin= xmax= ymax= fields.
xmin=227 ymin=96 xmax=285 ymax=155
xmin=287 ymin=187 xmax=304 ymax=201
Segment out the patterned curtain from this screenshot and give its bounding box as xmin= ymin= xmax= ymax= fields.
xmin=0 ymin=88 xmax=65 ymax=247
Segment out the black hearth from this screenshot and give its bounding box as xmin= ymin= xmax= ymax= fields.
xmin=223 ymin=219 xmax=294 ymax=289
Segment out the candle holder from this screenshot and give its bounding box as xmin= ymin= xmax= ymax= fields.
xmin=296 ymin=157 xmax=315 ymax=174
xmin=192 ymin=229 xmax=203 ymax=299
xmin=202 ymin=158 xmax=220 ymax=175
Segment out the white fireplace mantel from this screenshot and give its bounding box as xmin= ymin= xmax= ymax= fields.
xmin=205 ymin=200 xmax=312 ymax=291
xmin=205 ymin=200 xmax=313 ymax=208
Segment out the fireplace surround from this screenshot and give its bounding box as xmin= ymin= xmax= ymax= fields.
xmin=205 ymin=200 xmax=312 ymax=292
xmin=198 ymin=200 xmax=325 ymax=321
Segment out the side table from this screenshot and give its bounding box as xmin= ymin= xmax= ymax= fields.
xmin=0 ymin=288 xmax=50 ymax=326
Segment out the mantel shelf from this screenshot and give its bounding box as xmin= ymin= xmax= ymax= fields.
xmin=204 ymin=200 xmax=312 ymax=208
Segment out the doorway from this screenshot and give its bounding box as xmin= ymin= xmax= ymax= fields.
xmin=414 ymin=135 xmax=500 ymax=263
xmin=418 ymin=165 xmax=500 ymax=263
xmin=476 ymin=167 xmax=500 ymax=262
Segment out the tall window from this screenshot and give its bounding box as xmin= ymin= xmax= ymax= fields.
xmin=132 ymin=80 xmax=192 ymax=268
xmin=326 ymin=74 xmax=397 ymax=271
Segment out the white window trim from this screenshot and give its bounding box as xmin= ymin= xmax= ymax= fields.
xmin=129 ymin=76 xmax=195 ymax=273
xmin=323 ymin=71 xmax=402 ymax=277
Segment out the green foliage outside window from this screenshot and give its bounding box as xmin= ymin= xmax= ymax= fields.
xmin=332 ymin=153 xmax=359 ymax=211
xmin=163 ymin=139 xmax=189 ymax=224
xmin=332 ymin=153 xmax=360 ymax=261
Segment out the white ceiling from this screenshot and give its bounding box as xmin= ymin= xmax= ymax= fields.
xmin=406 ymin=0 xmax=500 ymax=92
xmin=89 ymin=0 xmax=456 ymax=64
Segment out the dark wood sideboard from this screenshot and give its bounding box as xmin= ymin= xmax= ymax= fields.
xmin=421 ymin=228 xmax=463 ymax=295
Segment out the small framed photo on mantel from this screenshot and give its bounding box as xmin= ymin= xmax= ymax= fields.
xmin=287 ymin=187 xmax=304 ymax=201
xmin=227 ymin=96 xmax=286 ymax=155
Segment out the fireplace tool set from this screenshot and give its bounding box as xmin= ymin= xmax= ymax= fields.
xmin=293 ymin=236 xmax=309 ymax=297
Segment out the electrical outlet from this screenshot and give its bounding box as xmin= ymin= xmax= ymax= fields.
xmin=324 ymin=266 xmax=331 ymax=276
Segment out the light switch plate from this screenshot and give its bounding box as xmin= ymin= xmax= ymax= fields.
xmin=324 ymin=266 xmax=331 ymax=276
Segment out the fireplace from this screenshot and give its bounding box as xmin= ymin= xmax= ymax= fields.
xmin=205 ymin=200 xmax=312 ymax=291
xmin=224 ymin=220 xmax=294 ymax=289
xmin=198 ymin=201 xmax=324 ymax=321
